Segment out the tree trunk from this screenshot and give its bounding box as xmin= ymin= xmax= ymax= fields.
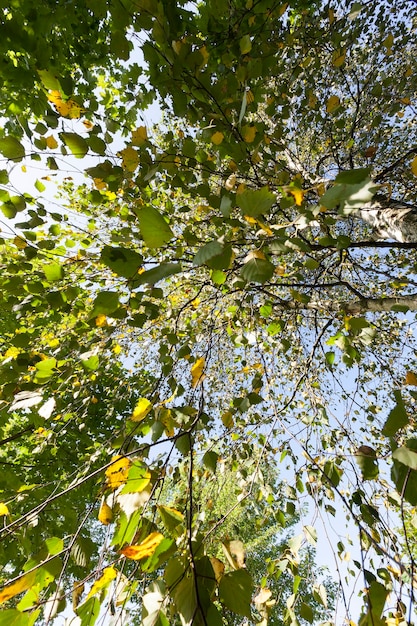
xmin=359 ymin=197 xmax=417 ymax=243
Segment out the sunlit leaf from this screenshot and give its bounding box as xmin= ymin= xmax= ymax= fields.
xmin=131 ymin=398 xmax=152 ymax=422
xmin=0 ymin=137 xmax=25 ymax=161
xmin=60 ymin=132 xmax=88 ymax=158
xmin=86 ymin=566 xmax=117 ymax=600
xmin=131 ymin=126 xmax=148 ymax=146
xmin=0 ymin=504 xmax=9 ymax=516
xmin=98 ymin=499 xmax=113 ymax=525
xmin=0 ymin=572 xmax=36 ymax=604
xmin=105 ymin=456 xmax=131 ymax=490
xmin=121 ymin=533 xmax=164 ymax=560
xmin=191 ymin=356 xmax=205 ymax=387
xmin=136 ymin=205 xmax=174 ymax=248
xmin=120 ymin=462 xmax=151 ymax=493
xmin=119 ymin=146 xmax=139 ymax=172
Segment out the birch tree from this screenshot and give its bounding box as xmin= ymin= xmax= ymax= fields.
xmin=1 ymin=1 xmax=417 ymax=624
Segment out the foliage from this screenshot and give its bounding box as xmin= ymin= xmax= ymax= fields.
xmin=1 ymin=0 xmax=417 ymax=625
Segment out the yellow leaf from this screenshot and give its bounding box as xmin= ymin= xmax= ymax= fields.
xmin=98 ymin=498 xmax=113 ymax=525
xmin=191 ymin=356 xmax=205 ymax=388
xmin=48 ymin=91 xmax=83 ymax=118
xmin=113 ymin=344 xmax=122 ymax=355
xmin=119 ymin=146 xmax=139 ymax=172
xmin=383 ymin=33 xmax=394 ymax=49
xmin=95 ymin=314 xmax=107 ymax=327
xmin=245 ymin=250 xmax=266 ymax=261
xmin=210 ymin=557 xmax=225 ymax=582
xmin=131 ymin=398 xmax=152 ymax=422
xmin=289 ymin=188 xmax=304 ymax=206
xmin=46 ymin=135 xmax=58 ymax=149
xmin=83 ymin=119 xmax=94 ymax=130
xmin=13 ymin=236 xmax=27 ymax=249
xmin=405 ymin=372 xmax=417 ymax=386
xmin=242 ymin=125 xmax=257 ymax=143
xmin=86 ymin=566 xmax=117 ymax=600
xmin=131 ymin=126 xmax=148 ymax=146
xmin=159 ymin=408 xmax=176 ymax=437
xmin=4 ymin=347 xmax=20 ymax=359
xmin=105 ymin=456 xmax=131 ymax=490
xmin=120 ymin=532 xmax=164 ymax=560
xmin=326 ymin=95 xmax=340 ymax=113
xmin=73 ymin=581 xmax=85 ymax=610
xmin=93 ymin=178 xmax=107 ymax=190
xmin=308 ymin=92 xmax=318 ymax=109
xmin=332 ymin=49 xmax=345 ymax=67
xmin=211 ymin=131 xmax=224 ymax=145
xmin=0 ymin=503 xmax=9 ymax=516
xmin=411 ymin=156 xmax=417 ymax=177
xmin=221 ymin=411 xmax=234 ymax=429
xmin=0 ymin=571 xmax=36 ymax=604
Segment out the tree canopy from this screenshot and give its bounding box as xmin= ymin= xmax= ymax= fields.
xmin=1 ymin=0 xmax=417 ymax=624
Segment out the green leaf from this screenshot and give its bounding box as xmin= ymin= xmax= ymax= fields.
xmin=335 ymin=168 xmax=371 ymax=184
xmin=60 ymin=132 xmax=89 ymax=158
xmin=82 ymin=355 xmax=100 ymax=371
xmin=240 ymin=35 xmax=252 ymax=54
xmin=76 ymin=597 xmax=100 ymax=626
xmin=91 ymin=291 xmax=120 ymax=316
xmin=43 ymin=262 xmax=63 ymax=282
xmin=392 ymin=446 xmax=417 ymax=470
xmin=382 ymin=390 xmax=409 ymax=436
xmin=392 ymin=439 xmax=417 ymax=505
xmin=202 ymin=451 xmax=218 ymax=473
xmin=157 ymin=505 xmax=184 ymax=535
xmin=0 ymin=137 xmax=25 ymax=161
xmin=219 ymin=569 xmax=253 ymax=617
xmin=136 ymin=206 xmax=174 ymax=248
xmin=241 ymin=256 xmax=274 ymax=283
xmin=193 ymin=241 xmax=224 ymax=266
xmin=87 ymin=135 xmax=106 ymax=155
xmin=0 ymin=609 xmax=40 ymax=626
xmin=121 ymin=462 xmax=151 ymax=494
xmin=300 ymin=602 xmax=314 ymax=623
xmin=37 ymin=69 xmax=62 ymax=91
xmin=236 ymin=187 xmax=276 ymax=217
xmin=355 ymin=447 xmax=379 ymax=481
xmin=135 ymin=263 xmax=182 ymax=286
xmin=100 ymin=245 xmax=143 ymax=278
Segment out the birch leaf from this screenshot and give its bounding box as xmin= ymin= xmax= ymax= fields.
xmin=131 ymin=398 xmax=152 ymax=422
xmin=121 ymin=533 xmax=164 ymax=560
xmin=191 ymin=357 xmax=205 ymax=387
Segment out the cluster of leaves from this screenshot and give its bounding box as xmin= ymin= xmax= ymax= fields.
xmin=1 ymin=0 xmax=417 ymax=625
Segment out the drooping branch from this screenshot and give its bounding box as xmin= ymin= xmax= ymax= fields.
xmin=270 ymin=294 xmax=417 ymax=315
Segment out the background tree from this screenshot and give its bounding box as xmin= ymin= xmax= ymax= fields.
xmin=1 ymin=1 xmax=417 ymax=625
